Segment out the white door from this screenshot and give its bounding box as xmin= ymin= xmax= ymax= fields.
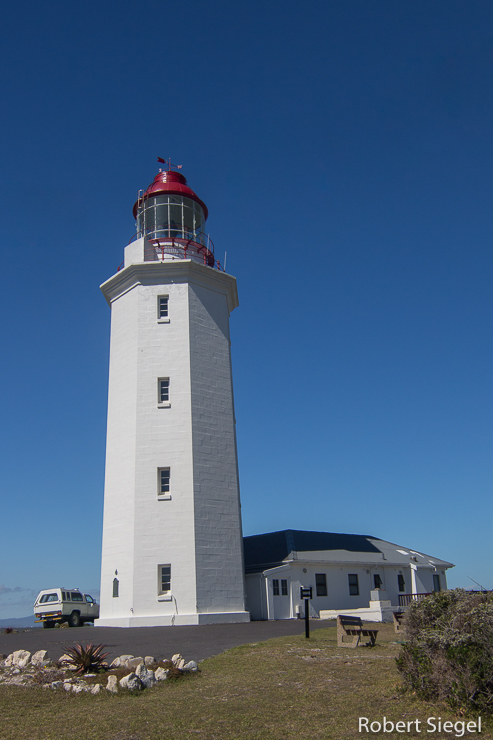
xmin=272 ymin=577 xmax=291 ymax=619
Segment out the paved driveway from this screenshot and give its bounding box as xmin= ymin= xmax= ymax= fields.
xmin=0 ymin=620 xmax=331 ymax=664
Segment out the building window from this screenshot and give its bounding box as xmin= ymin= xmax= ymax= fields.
xmin=113 ymin=578 xmax=119 ymax=598
xmin=158 ymin=468 xmax=170 ymax=497
xmin=348 ymin=574 xmax=359 ymax=596
xmin=281 ymin=579 xmax=288 ymax=596
xmin=158 ymin=565 xmax=171 ymax=595
xmin=158 ymin=295 xmax=169 ymax=319
xmin=433 ymin=574 xmax=441 ymax=592
xmin=315 ymin=573 xmax=327 ymax=597
xmin=272 ymin=579 xmax=280 ymax=596
xmin=158 ymin=378 xmax=170 ymax=405
xmin=398 ymin=574 xmax=405 ymax=592
xmin=373 ymin=574 xmax=383 ymax=589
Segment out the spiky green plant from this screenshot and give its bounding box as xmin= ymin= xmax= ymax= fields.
xmin=62 ymin=643 xmax=109 ymax=674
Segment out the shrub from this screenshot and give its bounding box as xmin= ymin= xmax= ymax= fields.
xmin=3 ymin=628 xmax=13 ymax=634
xmin=61 ymin=643 xmax=109 ymax=675
xmin=396 ymin=590 xmax=493 ymax=713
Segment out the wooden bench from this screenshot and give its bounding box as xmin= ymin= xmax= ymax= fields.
xmin=336 ymin=615 xmax=379 ymax=648
xmin=393 ymin=611 xmax=405 ymax=633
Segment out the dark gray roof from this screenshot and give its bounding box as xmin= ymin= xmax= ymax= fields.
xmin=243 ymin=529 xmax=382 ymax=573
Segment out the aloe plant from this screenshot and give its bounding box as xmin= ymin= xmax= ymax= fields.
xmin=62 ymin=643 xmax=109 ymax=674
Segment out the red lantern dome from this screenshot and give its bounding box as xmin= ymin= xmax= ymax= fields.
xmin=132 ymin=170 xmax=208 ymax=220
xmin=131 ymin=164 xmax=216 ymax=268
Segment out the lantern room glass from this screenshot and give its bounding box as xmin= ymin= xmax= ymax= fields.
xmin=136 ymin=195 xmax=205 ymax=244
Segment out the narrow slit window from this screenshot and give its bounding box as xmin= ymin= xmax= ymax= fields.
xmin=398 ymin=574 xmax=405 ymax=592
xmin=158 ymin=565 xmax=171 ymax=595
xmin=159 ymin=378 xmax=170 ymax=403
xmin=159 ymin=468 xmax=170 ymax=496
xmin=158 ymin=295 xmax=169 ymax=319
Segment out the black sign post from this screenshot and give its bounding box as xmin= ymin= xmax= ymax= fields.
xmin=300 ymin=587 xmax=313 ymax=638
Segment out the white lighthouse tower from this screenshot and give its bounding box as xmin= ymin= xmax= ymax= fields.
xmin=97 ymin=162 xmax=249 ymax=626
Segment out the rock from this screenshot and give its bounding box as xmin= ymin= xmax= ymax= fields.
xmin=72 ymin=685 xmax=85 ymax=694
xmin=51 ymin=681 xmax=64 ymax=689
xmin=171 ymin=653 xmax=182 ymax=666
xmin=125 ymin=657 xmax=144 ymax=670
xmin=58 ymin=654 xmax=77 ymax=671
xmin=31 ymin=650 xmax=48 ymax=666
xmin=91 ymin=684 xmax=101 ymax=694
xmin=136 ymin=664 xmax=156 ymax=688
xmin=176 ymin=659 xmax=186 ymax=670
xmin=12 ymin=650 xmax=31 ymax=669
xmin=64 ymin=683 xmax=72 ymax=691
xmin=115 ymin=654 xmax=134 ymax=667
xmin=4 ymin=655 xmax=13 ymax=667
xmin=109 ymin=657 xmax=121 ymax=668
xmin=183 ymin=660 xmax=198 ymax=673
xmin=144 ymin=656 xmax=155 ymax=666
xmin=119 ymin=672 xmax=142 ymax=691
xmin=106 ymin=675 xmax=118 ymax=693
xmin=155 ymin=667 xmax=169 ymax=681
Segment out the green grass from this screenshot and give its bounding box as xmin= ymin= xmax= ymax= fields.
xmin=1 ymin=623 xmax=492 ymax=740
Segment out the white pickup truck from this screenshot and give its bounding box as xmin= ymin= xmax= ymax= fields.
xmin=34 ymin=588 xmax=100 ymax=628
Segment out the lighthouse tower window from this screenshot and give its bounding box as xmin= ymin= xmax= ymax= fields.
xmin=157 ymin=295 xmax=169 ymax=320
xmin=158 ymin=565 xmax=171 ymax=595
xmin=158 ymin=378 xmax=170 ymax=406
xmin=158 ymin=468 xmax=171 ymax=499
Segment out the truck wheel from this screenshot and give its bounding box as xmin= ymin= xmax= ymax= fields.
xmin=43 ymin=620 xmax=55 ymax=629
xmin=68 ymin=611 xmax=81 ymax=628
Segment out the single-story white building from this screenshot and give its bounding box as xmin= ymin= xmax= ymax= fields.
xmin=244 ymin=530 xmax=454 ymax=621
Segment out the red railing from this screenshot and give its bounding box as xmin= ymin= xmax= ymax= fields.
xmin=116 ymin=230 xmax=224 ymax=272
xmin=399 ymin=592 xmax=432 ymax=607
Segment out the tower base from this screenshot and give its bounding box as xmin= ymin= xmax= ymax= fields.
xmin=95 ymin=611 xmax=250 ymax=628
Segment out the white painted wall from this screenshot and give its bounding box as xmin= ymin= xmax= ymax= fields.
xmin=97 ymin=258 xmax=249 ymax=626
xmin=245 ymin=562 xmax=449 ymax=620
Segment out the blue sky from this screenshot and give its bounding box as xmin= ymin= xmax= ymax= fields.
xmin=1 ymin=0 xmax=492 ymax=618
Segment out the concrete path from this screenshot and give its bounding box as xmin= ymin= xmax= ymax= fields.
xmin=0 ymin=620 xmax=331 ymax=664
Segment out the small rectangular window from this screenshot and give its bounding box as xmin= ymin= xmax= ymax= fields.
xmin=158 ymin=378 xmax=170 ymax=404
xmin=398 ymin=574 xmax=405 ymax=592
xmin=113 ymin=578 xmax=119 ymax=598
xmin=158 ymin=565 xmax=171 ymax=595
xmin=348 ymin=574 xmax=359 ymax=596
xmin=433 ymin=574 xmax=441 ymax=592
xmin=158 ymin=468 xmax=170 ymax=496
xmin=315 ymin=573 xmax=327 ymax=597
xmin=158 ymin=295 xmax=169 ymax=319
xmin=373 ymin=574 xmax=383 ymax=589
xmin=272 ymin=579 xmax=279 ymax=596
xmin=281 ymin=579 xmax=288 ymax=596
